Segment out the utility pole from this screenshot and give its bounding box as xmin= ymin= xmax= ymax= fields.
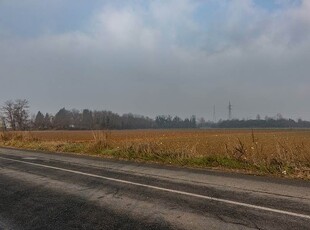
xmin=213 ymin=104 xmax=216 ymax=123
xmin=228 ymin=101 xmax=232 ymax=120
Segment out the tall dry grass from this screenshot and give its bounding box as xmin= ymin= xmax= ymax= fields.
xmin=1 ymin=129 xmax=310 ymax=179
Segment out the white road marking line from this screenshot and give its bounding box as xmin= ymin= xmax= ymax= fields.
xmin=1 ymin=155 xmax=309 ymax=220
xmin=22 ymin=157 xmax=37 ymax=160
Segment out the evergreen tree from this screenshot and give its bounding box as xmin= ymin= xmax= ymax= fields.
xmin=34 ymin=111 xmax=45 ymax=130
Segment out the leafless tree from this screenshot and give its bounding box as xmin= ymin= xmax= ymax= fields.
xmin=1 ymin=99 xmax=29 ymax=130
xmin=1 ymin=100 xmax=16 ymax=130
xmin=14 ymin=99 xmax=30 ymax=130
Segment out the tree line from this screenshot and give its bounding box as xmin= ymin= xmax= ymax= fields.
xmin=0 ymin=99 xmax=196 ymax=130
xmin=198 ymin=118 xmax=310 ymax=129
xmin=1 ymin=99 xmax=310 ymax=130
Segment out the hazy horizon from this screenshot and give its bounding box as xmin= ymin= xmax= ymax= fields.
xmin=1 ymin=0 xmax=310 ymax=120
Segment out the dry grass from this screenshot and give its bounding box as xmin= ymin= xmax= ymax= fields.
xmin=1 ymin=129 xmax=310 ymax=179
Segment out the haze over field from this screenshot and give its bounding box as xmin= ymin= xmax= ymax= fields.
xmin=0 ymin=0 xmax=309 ymax=120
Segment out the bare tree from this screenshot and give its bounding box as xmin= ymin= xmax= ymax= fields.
xmin=14 ymin=99 xmax=30 ymax=130
xmin=1 ymin=100 xmax=16 ymax=130
xmin=1 ymin=99 xmax=29 ymax=130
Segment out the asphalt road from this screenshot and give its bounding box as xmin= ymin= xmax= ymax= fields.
xmin=0 ymin=147 xmax=309 ymax=230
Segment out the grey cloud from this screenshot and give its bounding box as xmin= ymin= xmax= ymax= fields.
xmin=1 ymin=0 xmax=310 ymax=120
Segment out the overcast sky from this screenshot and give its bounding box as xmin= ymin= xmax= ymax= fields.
xmin=0 ymin=0 xmax=309 ymax=120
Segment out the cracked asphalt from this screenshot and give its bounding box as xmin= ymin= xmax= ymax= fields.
xmin=0 ymin=147 xmax=309 ymax=229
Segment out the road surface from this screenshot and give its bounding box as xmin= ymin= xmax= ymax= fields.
xmin=0 ymin=147 xmax=309 ymax=229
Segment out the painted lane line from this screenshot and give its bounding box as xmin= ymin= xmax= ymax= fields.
xmin=1 ymin=156 xmax=309 ymax=220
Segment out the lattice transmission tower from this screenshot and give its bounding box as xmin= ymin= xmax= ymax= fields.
xmin=228 ymin=101 xmax=232 ymax=120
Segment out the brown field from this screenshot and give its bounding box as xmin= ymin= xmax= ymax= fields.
xmin=1 ymin=129 xmax=310 ymax=179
